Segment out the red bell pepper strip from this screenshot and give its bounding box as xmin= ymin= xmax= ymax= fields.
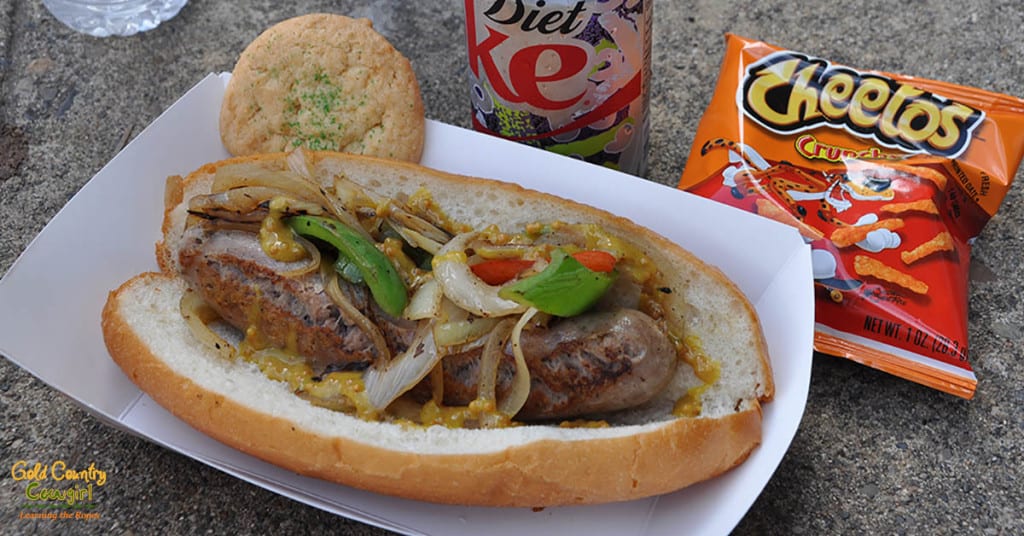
xmin=570 ymin=250 xmax=617 ymax=273
xmin=470 ymin=259 xmax=536 ymax=285
xmin=469 ymin=250 xmax=617 ymax=285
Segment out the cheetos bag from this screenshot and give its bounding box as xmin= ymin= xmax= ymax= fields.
xmin=678 ymin=34 xmax=1024 ymax=398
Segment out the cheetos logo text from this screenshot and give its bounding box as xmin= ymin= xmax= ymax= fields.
xmin=739 ymin=52 xmax=984 ymax=158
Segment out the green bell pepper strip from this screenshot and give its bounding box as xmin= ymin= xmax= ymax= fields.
xmin=286 ymin=215 xmax=408 ymax=318
xmin=498 ymin=249 xmax=616 ymax=317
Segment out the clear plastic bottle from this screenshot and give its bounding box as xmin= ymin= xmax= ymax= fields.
xmin=42 ymin=0 xmax=188 ymax=37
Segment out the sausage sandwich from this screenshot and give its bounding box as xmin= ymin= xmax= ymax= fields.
xmin=101 ymin=149 xmax=773 ymax=506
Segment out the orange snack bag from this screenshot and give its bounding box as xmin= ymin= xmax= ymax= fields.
xmin=679 ymin=35 xmax=1024 ymax=398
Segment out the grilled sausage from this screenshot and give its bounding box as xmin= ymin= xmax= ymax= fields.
xmin=178 ymin=226 xmax=418 ymax=372
xmin=177 ymin=226 xmax=677 ymax=420
xmin=437 ymin=309 xmax=677 ymax=420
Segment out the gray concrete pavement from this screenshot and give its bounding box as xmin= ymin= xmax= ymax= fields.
xmin=2 ymin=1 xmax=1022 ymax=534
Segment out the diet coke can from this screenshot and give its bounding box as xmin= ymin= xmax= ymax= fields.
xmin=465 ymin=0 xmax=652 ymax=176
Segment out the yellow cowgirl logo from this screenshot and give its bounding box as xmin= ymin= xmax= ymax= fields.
xmin=10 ymin=460 xmax=107 ymax=520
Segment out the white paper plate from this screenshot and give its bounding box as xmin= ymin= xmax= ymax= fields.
xmin=0 ymin=73 xmax=814 ymax=536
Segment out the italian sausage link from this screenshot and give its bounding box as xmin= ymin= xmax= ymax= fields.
xmin=178 ymin=227 xmax=677 ymax=420
xmin=436 ymin=309 xmax=677 ymax=420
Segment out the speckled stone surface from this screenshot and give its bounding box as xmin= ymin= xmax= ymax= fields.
xmin=1 ymin=1 xmax=1022 ymax=534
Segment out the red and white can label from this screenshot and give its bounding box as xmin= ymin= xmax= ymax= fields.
xmin=465 ymin=0 xmax=651 ymax=175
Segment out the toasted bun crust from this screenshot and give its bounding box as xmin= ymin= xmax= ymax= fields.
xmin=109 ymin=151 xmax=773 ymax=506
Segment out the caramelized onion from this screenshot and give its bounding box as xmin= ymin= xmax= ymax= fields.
xmin=331 ymin=174 xmax=382 ymax=227
xmin=322 ymin=195 xmax=374 ymax=242
xmin=196 ymin=220 xmax=262 ymax=234
xmin=471 ymin=243 xmax=536 ymax=260
xmin=502 ymin=307 xmax=538 ymax=417
xmin=434 ymin=315 xmax=501 ymax=347
xmin=387 ymin=221 xmax=445 ymax=255
xmin=404 ymin=276 xmax=442 ymax=320
xmin=179 ymin=289 xmax=235 ymax=361
xmin=212 ymin=162 xmax=324 ymax=203
xmin=214 ymin=152 xmax=372 ymax=241
xmin=363 ymin=320 xmax=440 ymax=411
xmin=477 ymin=318 xmax=514 ymax=409
xmin=433 ymin=232 xmax=526 ymax=318
xmin=321 ymin=262 xmax=391 ymax=366
xmin=292 ymin=149 xmax=374 ymax=241
xmin=187 ymin=186 xmax=297 ymax=222
xmin=275 ymin=233 xmax=322 ymax=278
xmin=285 ymin=146 xmax=313 ymax=180
xmin=389 ymin=206 xmax=450 ymax=248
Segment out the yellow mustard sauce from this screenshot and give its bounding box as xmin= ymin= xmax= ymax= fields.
xmin=574 ymin=223 xmax=657 ymax=282
xmin=252 ymin=351 xmax=376 ymax=420
xmin=523 ymin=222 xmax=546 ymax=237
xmin=235 ymin=316 xmax=513 ymax=428
xmin=252 ymin=351 xmax=309 ymax=390
xmin=432 ymin=250 xmax=468 ymax=267
xmin=239 ymin=287 xmax=268 ymax=352
xmin=419 ymin=400 xmax=473 ymax=428
xmin=304 ymin=372 xmax=374 ymax=417
xmin=259 ymin=197 xmax=308 ymax=262
xmin=558 ymin=419 xmax=610 ymax=428
xmin=428 ymin=362 xmax=445 ymax=405
xmin=380 ymin=236 xmax=430 ymax=288
xmin=374 ymin=198 xmax=393 ymax=220
xmin=418 ymin=398 xmax=512 ymax=429
xmin=477 ymin=224 xmax=513 ymax=245
xmin=638 ymin=288 xmax=666 ymax=322
xmin=671 ymin=334 xmax=722 ymax=417
xmin=235 ymin=305 xmax=378 ymax=420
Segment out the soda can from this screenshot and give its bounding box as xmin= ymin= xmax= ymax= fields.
xmin=464 ymin=0 xmax=652 ymax=176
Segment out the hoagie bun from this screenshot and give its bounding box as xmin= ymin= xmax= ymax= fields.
xmin=102 ymin=150 xmax=773 ymax=506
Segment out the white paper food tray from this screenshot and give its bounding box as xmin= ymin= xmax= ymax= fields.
xmin=0 ymin=73 xmax=814 ymax=536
